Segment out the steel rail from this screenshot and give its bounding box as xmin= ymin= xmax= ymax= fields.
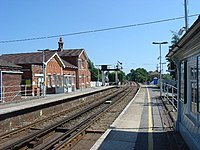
xmin=51 ymin=87 xmax=135 ymax=150
xmin=0 ymin=88 xmax=117 ymax=141
xmin=1 ymin=88 xmax=124 ymax=150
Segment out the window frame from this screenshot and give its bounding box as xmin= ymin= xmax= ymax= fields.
xmin=187 ymin=57 xmax=198 ymax=115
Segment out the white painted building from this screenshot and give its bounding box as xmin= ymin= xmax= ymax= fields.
xmin=166 ymin=16 xmax=200 ymax=150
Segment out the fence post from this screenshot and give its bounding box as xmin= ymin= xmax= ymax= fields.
xmin=25 ymin=85 xmax=27 ymax=98
xmin=172 ymin=86 xmax=174 ymax=111
xmin=2 ymin=86 xmax=4 ymax=103
xmin=167 ymin=84 xmax=169 ymax=99
xmin=163 ymin=83 xmax=165 ymax=96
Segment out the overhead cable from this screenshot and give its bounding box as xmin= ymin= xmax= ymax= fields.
xmin=0 ymin=14 xmax=199 ymax=44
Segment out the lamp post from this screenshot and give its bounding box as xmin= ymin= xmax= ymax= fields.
xmin=152 ymin=41 xmax=168 ymax=98
xmin=38 ymin=50 xmax=46 ymax=96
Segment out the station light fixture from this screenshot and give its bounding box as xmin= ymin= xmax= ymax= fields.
xmin=152 ymin=41 xmax=168 ymax=98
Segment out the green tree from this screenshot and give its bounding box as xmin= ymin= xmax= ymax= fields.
xmin=118 ymin=71 xmax=125 ymax=83
xmin=88 ymin=59 xmax=100 ymax=81
xmin=162 ymin=73 xmax=172 ymax=80
xmin=108 ymin=71 xmax=125 ymax=83
xmin=126 ymin=69 xmax=136 ymax=81
xmin=167 ymin=32 xmax=179 ymax=79
xmin=171 ymin=33 xmax=179 ymax=47
xmin=149 ymin=71 xmax=159 ymax=81
xmin=126 ymin=68 xmax=150 ymax=83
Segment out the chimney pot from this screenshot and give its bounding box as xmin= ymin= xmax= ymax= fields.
xmin=58 ymin=37 xmax=64 ymax=52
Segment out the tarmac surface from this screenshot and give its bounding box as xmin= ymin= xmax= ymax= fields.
xmin=91 ymin=85 xmax=189 ymax=150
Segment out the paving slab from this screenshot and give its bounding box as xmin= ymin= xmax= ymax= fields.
xmin=91 ymin=85 xmax=145 ymax=150
xmin=91 ymin=85 xmax=189 ymax=150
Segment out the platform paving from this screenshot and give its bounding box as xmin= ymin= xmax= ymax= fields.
xmin=0 ymin=86 xmax=113 ymax=115
xmin=91 ymin=85 xmax=189 ymax=150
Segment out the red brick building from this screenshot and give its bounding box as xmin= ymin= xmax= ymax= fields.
xmin=0 ymin=38 xmax=91 ymax=97
xmin=0 ymin=59 xmax=22 ymax=102
xmin=56 ymin=38 xmax=91 ymax=89
xmin=0 ymin=51 xmax=77 ymax=95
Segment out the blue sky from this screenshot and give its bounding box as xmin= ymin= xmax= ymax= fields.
xmin=0 ymin=1 xmax=200 ymax=74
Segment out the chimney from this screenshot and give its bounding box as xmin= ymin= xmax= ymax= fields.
xmin=58 ymin=37 xmax=64 ymax=52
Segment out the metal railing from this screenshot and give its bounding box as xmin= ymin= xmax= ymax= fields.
xmin=1 ymin=84 xmax=42 ymax=103
xmin=162 ymin=83 xmax=178 ymax=111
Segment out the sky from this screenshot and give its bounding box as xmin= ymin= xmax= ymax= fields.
xmin=0 ymin=1 xmax=200 ymax=74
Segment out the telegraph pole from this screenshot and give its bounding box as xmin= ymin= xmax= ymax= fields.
xmin=184 ymin=0 xmax=189 ymax=31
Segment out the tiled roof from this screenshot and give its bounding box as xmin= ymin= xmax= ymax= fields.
xmin=0 ymin=50 xmax=78 ymax=69
xmin=58 ymin=49 xmax=84 ymax=57
xmin=0 ymin=59 xmax=21 ymax=68
xmin=61 ymin=59 xmax=77 ymax=69
xmin=0 ymin=51 xmax=55 ymax=65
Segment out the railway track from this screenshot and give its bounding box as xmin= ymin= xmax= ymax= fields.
xmin=0 ymin=85 xmax=139 ymax=150
xmin=70 ymin=85 xmax=139 ymax=150
xmin=0 ymin=87 xmax=119 ymax=147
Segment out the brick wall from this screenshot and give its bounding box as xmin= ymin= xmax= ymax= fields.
xmin=77 ymin=52 xmax=91 ymax=89
xmin=2 ymin=73 xmax=22 ymax=102
xmin=45 ymin=57 xmax=63 ymax=94
xmin=60 ymin=51 xmax=91 ymax=89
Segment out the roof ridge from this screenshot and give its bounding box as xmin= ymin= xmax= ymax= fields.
xmin=2 ymin=51 xmax=42 ymax=55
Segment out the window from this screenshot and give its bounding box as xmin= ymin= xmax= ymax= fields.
xmin=78 ymin=59 xmax=85 ymax=69
xmin=189 ymin=58 xmax=197 ymax=114
xmin=69 ymin=76 xmax=72 ymax=85
xmin=180 ymin=61 xmax=187 ymax=103
xmin=72 ymin=74 xmax=75 ymax=85
xmin=82 ymin=74 xmax=84 ymax=84
xmin=57 ymin=75 xmax=60 ymax=86
xmin=52 ymin=74 xmax=56 ymax=87
xmin=82 ymin=60 xmax=85 ymax=69
xmin=66 ymin=76 xmax=71 ymax=86
xmin=48 ymin=75 xmax=51 ymax=87
xmin=191 ymin=81 xmax=197 ymax=113
xmin=78 ymin=59 xmax=82 ymax=69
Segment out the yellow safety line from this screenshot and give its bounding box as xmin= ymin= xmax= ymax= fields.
xmin=147 ymin=86 xmax=153 ymax=150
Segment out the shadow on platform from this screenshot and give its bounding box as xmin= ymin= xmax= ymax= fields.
xmin=97 ymin=129 xmax=189 ymax=150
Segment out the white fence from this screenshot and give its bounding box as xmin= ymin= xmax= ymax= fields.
xmin=90 ymin=81 xmax=109 ymax=87
xmin=0 ymin=84 xmax=41 ymax=103
xmin=162 ymin=82 xmax=178 ymax=110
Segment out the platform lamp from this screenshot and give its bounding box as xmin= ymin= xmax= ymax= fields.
xmin=152 ymin=41 xmax=168 ymax=98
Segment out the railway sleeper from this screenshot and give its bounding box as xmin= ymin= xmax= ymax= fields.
xmin=28 ymin=138 xmax=43 ymax=148
xmin=30 ymin=127 xmax=43 ymax=131
xmin=55 ymin=127 xmax=70 ymax=133
xmin=86 ymin=129 xmax=105 ymax=133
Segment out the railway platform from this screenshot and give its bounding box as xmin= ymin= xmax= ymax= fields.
xmin=0 ymin=86 xmax=113 ymax=115
xmin=91 ymin=85 xmax=189 ymax=150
